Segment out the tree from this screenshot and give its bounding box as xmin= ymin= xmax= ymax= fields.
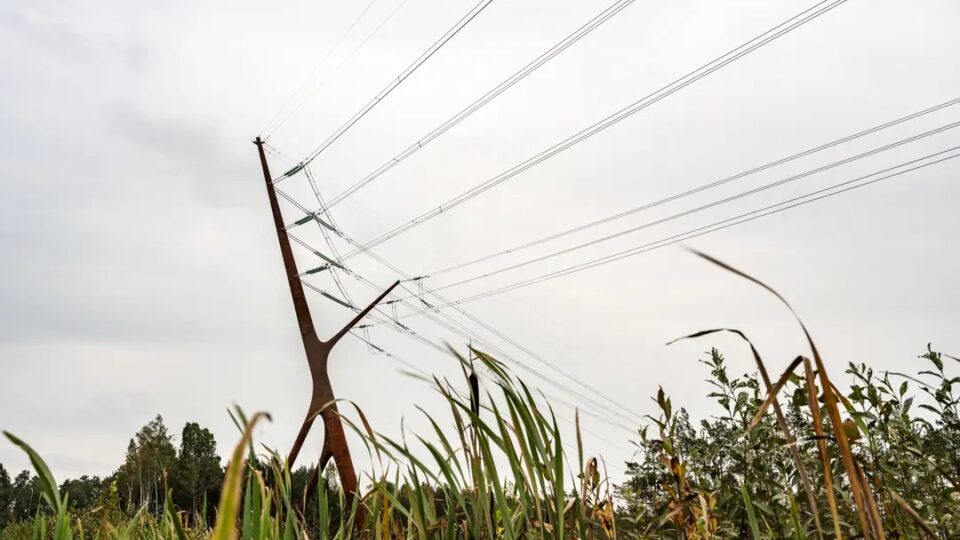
xmin=0 ymin=462 xmax=11 ymax=527
xmin=96 ymin=479 xmax=122 ymax=529
xmin=60 ymin=475 xmax=103 ymax=511
xmin=173 ymin=422 xmax=223 ymax=519
xmin=8 ymin=470 xmax=40 ymax=522
xmin=117 ymin=438 xmax=139 ymax=512
xmin=288 ymin=463 xmax=343 ymax=538
xmin=114 ymin=414 xmax=177 ymax=516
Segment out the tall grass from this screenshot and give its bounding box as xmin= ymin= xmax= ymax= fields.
xmin=3 ymin=348 xmax=617 ymax=539
xmin=3 ymin=253 xmax=958 ymax=538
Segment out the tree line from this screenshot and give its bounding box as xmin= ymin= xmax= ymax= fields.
xmin=0 ymin=415 xmax=223 ymax=528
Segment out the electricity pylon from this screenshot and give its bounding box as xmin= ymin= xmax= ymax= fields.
xmin=254 ymin=136 xmax=398 ymax=504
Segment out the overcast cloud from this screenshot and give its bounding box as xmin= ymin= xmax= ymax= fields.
xmin=1 ymin=0 xmax=958 ymax=481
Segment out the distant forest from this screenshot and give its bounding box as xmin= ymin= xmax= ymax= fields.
xmin=0 ymin=416 xmax=227 ymax=527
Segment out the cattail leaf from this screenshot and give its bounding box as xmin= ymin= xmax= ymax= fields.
xmin=213 ymin=411 xmax=271 ymax=540
xmin=3 ymin=431 xmax=63 ymax=512
xmin=747 ymin=356 xmax=803 ymax=431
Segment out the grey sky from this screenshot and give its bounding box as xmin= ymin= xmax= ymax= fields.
xmin=1 ymin=0 xmax=958 ymax=481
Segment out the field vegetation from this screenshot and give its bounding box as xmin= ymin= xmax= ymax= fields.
xmin=2 ymin=256 xmax=957 ymax=539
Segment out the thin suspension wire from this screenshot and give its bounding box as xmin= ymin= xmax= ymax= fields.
xmin=290 ymin=209 xmax=432 ymax=378
xmin=394 ymin=119 xmax=960 ymax=299
xmin=332 ymin=234 xmax=648 ymax=425
xmin=418 ymin=96 xmax=960 ymax=278
xmin=348 ymin=329 xmax=430 ymax=377
xmin=337 ymin=0 xmax=847 ymax=260
xmin=290 ymin=226 xmax=641 ymax=434
xmin=261 ymin=0 xmax=381 ymax=138
xmin=265 ymin=0 xmax=414 ymax=141
xmin=289 ymin=183 xmax=475 ymax=382
xmin=322 ymin=0 xmax=638 ymax=209
xmin=304 ymin=167 xmax=358 ymax=307
xmin=283 ymin=167 xmax=647 ymax=427
xmin=274 ymin=180 xmax=648 ymax=426
xmin=286 ymin=166 xmax=644 ymax=432
xmin=278 ymin=152 xmax=820 ymax=449
xmin=291 ymin=227 xmax=642 ymax=433
xmin=300 ymin=167 xmax=459 ymax=365
xmin=398 ymin=147 xmax=960 ymax=315
xmin=262 ymin=152 xmax=419 ymax=353
xmin=300 ymin=276 xmax=443 ymax=360
xmin=289 ymin=0 xmax=495 ymax=171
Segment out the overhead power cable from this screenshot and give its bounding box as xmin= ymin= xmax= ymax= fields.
xmin=305 ymin=279 xmax=636 ymax=469
xmin=336 ymin=0 xmax=848 ymax=260
xmin=297 ymin=166 xmax=462 ymax=370
xmin=301 ymin=167 xmax=360 ymax=308
xmin=280 ymin=167 xmax=648 ymax=427
xmin=287 ymin=189 xmax=642 ymax=433
xmin=291 ymin=228 xmax=642 ymax=432
xmin=349 ymin=306 xmax=638 ymax=465
xmin=321 ymin=0 xmax=638 ymax=209
xmin=392 ymin=119 xmax=960 ymax=298
xmin=286 ymin=0 xmax=495 ymax=172
xmin=347 ymin=330 xmax=428 ymax=377
xmin=264 ymin=0 xmax=414 ymax=140
xmin=291 ymin=170 xmax=494 ymax=394
xmin=414 ymin=96 xmax=960 ymax=278
xmin=261 ymin=0 xmax=381 ymax=137
xmin=330 ymin=238 xmax=648 ymax=426
xmin=276 ymin=158 xmax=645 ymax=430
xmin=264 ymin=0 xmax=845 ymax=430
xmin=276 ymin=180 xmax=648 ymax=426
xmin=397 ymin=146 xmax=960 ymax=315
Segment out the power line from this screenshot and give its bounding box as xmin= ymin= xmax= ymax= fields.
xmin=291 ymin=226 xmax=643 ymax=436
xmin=347 ymin=328 xmax=430 ymax=377
xmin=278 ymin=167 xmax=648 ymax=429
xmin=346 ymin=323 xmax=635 ymax=476
xmin=334 ymin=236 xmax=649 ymax=426
xmin=302 ymin=167 xmax=363 ymax=311
xmin=288 ymin=164 xmax=464 ymax=379
xmin=392 ymin=119 xmax=960 ymax=299
xmin=263 ymin=118 xmax=648 ymax=432
xmin=264 ymin=0 xmax=414 ymax=141
xmin=289 ymin=174 xmax=508 ymax=405
xmin=261 ymin=0 xmax=382 ymax=138
xmin=336 ymin=0 xmax=848 ymax=260
xmin=291 ymin=227 xmax=643 ymax=433
xmin=397 ymin=146 xmax=960 ymax=314
xmin=279 ymin=166 xmax=645 ymax=432
xmin=321 ymin=0 xmax=638 ymax=209
xmin=296 ymin=167 xmax=464 ymax=369
xmin=414 ymin=96 xmax=960 ymax=278
xmin=347 ymin=311 xmax=637 ymax=460
xmin=273 ymin=178 xmax=648 ymax=426
xmin=285 ymin=0 xmax=495 ymax=171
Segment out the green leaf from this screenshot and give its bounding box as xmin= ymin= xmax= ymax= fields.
xmin=213 ymin=411 xmax=271 ymax=540
xmin=741 ymin=483 xmax=762 ymax=540
xmin=4 ymin=431 xmax=63 ymax=512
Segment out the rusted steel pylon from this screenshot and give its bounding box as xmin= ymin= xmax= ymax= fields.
xmin=254 ymin=137 xmax=398 ymax=502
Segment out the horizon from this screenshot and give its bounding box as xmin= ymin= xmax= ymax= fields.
xmin=1 ymin=0 xmax=958 ymax=486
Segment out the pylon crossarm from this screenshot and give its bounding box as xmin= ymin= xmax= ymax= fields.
xmin=328 ymin=280 xmax=400 ymax=346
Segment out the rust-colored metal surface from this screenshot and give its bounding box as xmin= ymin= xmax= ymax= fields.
xmin=254 ymin=137 xmax=398 ymax=503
